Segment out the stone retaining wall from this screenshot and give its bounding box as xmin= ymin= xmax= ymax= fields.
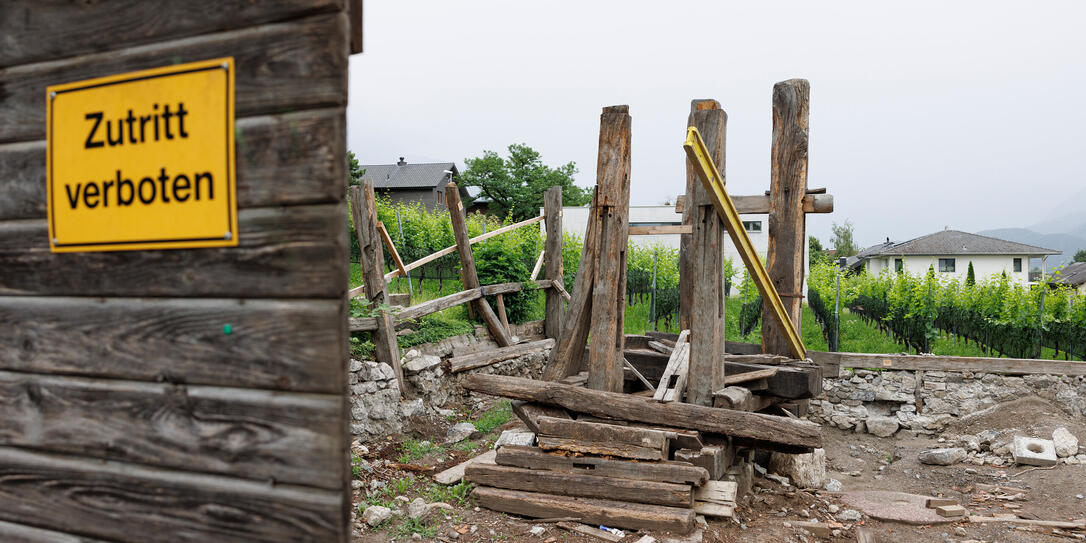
xmin=810 ymin=367 xmax=1086 ymax=438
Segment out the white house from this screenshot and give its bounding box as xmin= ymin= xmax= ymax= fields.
xmin=852 ymin=229 xmax=1060 ymax=284
xmin=551 ymin=205 xmax=809 ymax=293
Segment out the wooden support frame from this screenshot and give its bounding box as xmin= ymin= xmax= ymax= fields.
xmin=445 ymin=182 xmax=513 ymax=347
xmin=350 ymin=183 xmax=407 ymax=397
xmin=543 ymin=186 xmax=565 ymax=340
xmin=376 ymin=221 xmax=408 ymax=280
xmin=684 ymin=127 xmax=806 ymax=360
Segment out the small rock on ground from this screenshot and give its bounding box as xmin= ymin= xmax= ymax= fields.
xmin=362 ymin=505 xmax=391 ymax=527
xmin=918 ymin=447 xmax=966 ymax=466
xmin=1053 ymin=427 xmax=1079 ymax=458
xmin=445 ymin=422 xmax=478 ymax=443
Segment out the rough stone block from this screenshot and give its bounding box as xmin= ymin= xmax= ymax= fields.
xmin=865 ymin=416 xmax=900 ymax=438
xmin=1053 ymin=427 xmax=1079 ymax=458
xmin=918 ymin=448 xmax=966 ymax=466
xmin=1013 ymin=436 xmax=1058 ymax=466
xmin=404 ymin=354 xmax=442 ymax=374
xmin=494 ymin=430 xmax=535 ymax=448
xmin=769 ymin=448 xmax=826 ymax=489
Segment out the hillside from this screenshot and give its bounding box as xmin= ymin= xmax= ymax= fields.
xmin=978 ymin=227 xmax=1086 ymax=271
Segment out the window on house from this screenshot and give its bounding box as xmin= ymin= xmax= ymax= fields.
xmin=938 ymin=258 xmax=956 ymax=273
xmin=743 ymin=221 xmax=762 ymax=233
xmin=894 ymin=258 xmax=903 ymax=273
xmin=435 ymin=190 xmax=443 ymax=204
xmin=1013 ymin=258 xmax=1022 ymax=273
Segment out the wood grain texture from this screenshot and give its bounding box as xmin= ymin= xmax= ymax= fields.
xmin=543 ymin=187 xmax=600 ymax=381
xmin=511 ymin=401 xmax=570 ymax=434
xmin=0 ymin=372 xmax=343 ymax=489
xmin=0 ymin=297 xmax=343 ymax=392
xmin=350 ymin=183 xmax=404 ymax=396
xmin=762 ymin=79 xmax=810 ymax=356
xmin=465 ymin=463 xmax=693 ymax=507
xmin=472 ymin=486 xmax=695 ymax=534
xmin=544 ymin=186 xmax=564 ymax=340
xmin=0 ymin=0 xmax=344 ymax=68
xmin=675 ymin=193 xmax=832 ymax=215
xmin=347 ymin=0 xmax=363 ymax=53
xmin=0 ymin=203 xmax=346 ymax=298
xmin=587 ymin=105 xmax=632 ymax=392
xmin=680 ymin=98 xmax=721 ymax=332
xmin=461 ymin=374 xmax=822 ymax=449
xmin=686 ymin=104 xmax=728 ymax=406
xmin=0 ymin=13 xmax=348 ymax=144
xmin=0 ymin=446 xmax=344 ymax=543
xmin=495 ymin=445 xmax=708 ymax=486
xmin=626 ymin=349 xmax=820 ymax=399
xmin=0 ymin=108 xmax=346 ymax=221
xmin=446 ymin=183 xmax=512 ymax=347
xmin=536 ymin=416 xmax=670 ymax=461
xmin=448 ymin=339 xmax=555 ymax=373
xmin=0 ymin=520 xmax=108 ymax=543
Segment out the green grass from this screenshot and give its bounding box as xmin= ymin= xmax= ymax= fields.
xmin=397 ymin=439 xmax=444 ymax=464
xmin=393 ymin=518 xmax=438 ymax=538
xmin=423 ymin=481 xmax=473 ymax=506
xmin=472 ymin=400 xmax=512 ymax=435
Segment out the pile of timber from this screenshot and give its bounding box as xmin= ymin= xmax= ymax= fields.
xmin=461 ymin=373 xmax=823 ymax=534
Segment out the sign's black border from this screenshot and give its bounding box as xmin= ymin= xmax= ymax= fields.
xmin=49 ymin=63 xmax=234 ymax=248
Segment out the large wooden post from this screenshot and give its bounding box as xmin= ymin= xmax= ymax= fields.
xmin=544 ymin=186 xmax=565 ymax=340
xmin=683 ymin=100 xmax=728 ymax=406
xmin=445 ymin=182 xmax=513 ymax=347
xmin=351 ymin=182 xmax=406 ymax=397
xmin=762 ymin=79 xmax=810 ymax=357
xmin=586 ymin=105 xmax=633 ymax=392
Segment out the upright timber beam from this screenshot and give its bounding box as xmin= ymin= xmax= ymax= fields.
xmin=762 ymin=79 xmax=810 ymax=357
xmin=683 ymin=100 xmax=727 ymax=406
xmin=445 ymin=183 xmax=513 ymax=348
xmin=351 ymin=182 xmax=406 ymax=397
xmin=543 ymin=186 xmax=565 ymax=340
xmin=587 ymin=105 xmax=632 ymax=392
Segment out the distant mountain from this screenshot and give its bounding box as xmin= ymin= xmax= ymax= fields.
xmin=978 ymin=227 xmax=1086 ymax=271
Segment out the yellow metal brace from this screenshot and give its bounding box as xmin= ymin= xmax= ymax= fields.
xmin=683 ymin=126 xmax=807 ymax=360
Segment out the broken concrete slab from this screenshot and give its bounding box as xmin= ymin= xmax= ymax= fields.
xmin=918 ymin=447 xmax=966 ymax=466
xmin=434 ymin=449 xmax=496 ymax=485
xmin=1013 ymin=436 xmax=1058 ymax=466
xmin=839 ymin=491 xmax=957 ymax=524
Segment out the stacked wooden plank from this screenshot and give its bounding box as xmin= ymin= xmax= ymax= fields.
xmin=461 ymin=374 xmax=823 ymax=534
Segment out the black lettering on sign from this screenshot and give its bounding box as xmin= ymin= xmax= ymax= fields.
xmin=63 ymin=168 xmax=215 ymax=210
xmin=84 ymin=112 xmax=104 ymax=149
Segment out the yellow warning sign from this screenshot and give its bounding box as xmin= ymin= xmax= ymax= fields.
xmin=46 ymin=58 xmax=237 ymax=252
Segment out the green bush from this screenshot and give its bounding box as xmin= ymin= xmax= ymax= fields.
xmin=474 ymin=218 xmax=543 ymax=323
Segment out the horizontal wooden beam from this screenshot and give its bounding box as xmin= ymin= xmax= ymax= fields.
xmin=495 ymin=445 xmax=708 ymax=486
xmin=674 ymin=193 xmax=833 ymax=215
xmin=472 ymin=486 xmax=695 ymax=534
xmin=0 ymin=446 xmax=344 ymax=542
xmin=348 ymin=280 xmax=557 ymax=330
xmin=460 ymin=374 xmax=822 ymax=450
xmin=628 ymin=224 xmax=691 ymax=235
xmin=0 ymin=296 xmax=343 ymax=393
xmin=0 ymin=519 xmax=110 ymax=542
xmin=448 ymin=339 xmax=555 ymax=373
xmin=811 ymin=350 xmax=1086 ymax=376
xmin=0 ymin=12 xmax=348 ymax=144
xmin=0 ymin=371 xmax=343 ymax=489
xmin=0 ymin=204 xmax=347 ymax=299
xmin=465 ymin=462 xmax=693 ymax=507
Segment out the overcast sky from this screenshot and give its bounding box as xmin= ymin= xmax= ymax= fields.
xmin=347 ymin=1 xmax=1086 ymax=247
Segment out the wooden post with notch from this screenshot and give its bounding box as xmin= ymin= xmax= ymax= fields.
xmin=762 ymin=79 xmax=810 ymax=357
xmin=683 ymin=100 xmax=728 ymax=406
xmin=543 ymin=186 xmax=564 ymax=340
xmin=445 ymin=182 xmax=513 ymax=347
xmin=351 ymin=182 xmax=407 ymax=397
xmin=586 ymin=105 xmax=632 ymax=392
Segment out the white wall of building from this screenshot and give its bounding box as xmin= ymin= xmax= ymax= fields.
xmin=549 ymin=205 xmax=809 ymax=296
xmin=865 ymin=254 xmax=1031 ymax=284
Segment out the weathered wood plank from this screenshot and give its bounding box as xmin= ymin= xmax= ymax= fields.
xmin=536 ymin=416 xmax=670 ymax=461
xmin=676 ymin=446 xmax=731 ymax=480
xmin=472 ymin=486 xmax=695 ymax=534
xmin=654 ymin=330 xmax=690 ymax=402
xmin=574 ymin=417 xmax=704 ymax=450
xmin=347 ymin=0 xmax=363 ymax=53
xmin=0 ymin=108 xmax=346 ymax=221
xmin=0 ymin=519 xmax=109 ymax=543
xmin=446 ymin=183 xmax=512 ymax=347
xmin=0 ymin=446 xmax=343 ymax=543
xmin=447 ymin=339 xmax=555 ymax=373
xmin=376 ymin=222 xmax=408 ymax=278
xmin=495 ymin=445 xmax=708 ymax=486
xmin=685 ymin=102 xmax=728 ymax=406
xmin=762 ymin=79 xmax=810 ymax=356
xmin=724 ymin=367 xmax=779 ymax=385
xmin=0 ymin=203 xmax=346 ymax=298
xmin=511 ymin=401 xmax=570 ymax=434
xmin=544 ymin=187 xmax=600 ymax=381
xmin=397 ymin=288 xmax=482 ymax=322
xmin=0 ymin=372 xmax=343 ymax=489
xmin=811 ymin=350 xmax=1086 ymax=376
xmin=350 ymin=184 xmax=404 ymax=396
xmin=0 ymin=0 xmax=345 ymax=68
xmin=544 ymin=186 xmax=564 ymax=340
xmin=587 ymin=105 xmax=632 ymax=392
xmin=675 ymin=193 xmax=833 ymax=215
xmin=0 ymin=297 xmax=342 ymax=392
xmin=461 ymin=374 xmax=823 ymax=450
xmin=0 ymin=13 xmax=348 ymax=144
xmin=626 ymin=349 xmax=821 ymax=399
xmin=465 ymin=463 xmax=693 ymax=507
xmin=628 ymin=224 xmax=692 ymax=235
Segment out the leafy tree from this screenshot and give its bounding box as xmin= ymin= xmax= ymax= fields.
xmin=966 ymin=261 xmax=975 ymax=286
xmin=1074 ymin=249 xmax=1086 ymax=263
xmin=460 ymin=144 xmax=591 ymax=220
xmin=809 ymin=236 xmax=830 ymax=267
xmin=348 ymin=150 xmax=365 ymax=186
xmin=830 ymin=220 xmax=858 ymax=258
